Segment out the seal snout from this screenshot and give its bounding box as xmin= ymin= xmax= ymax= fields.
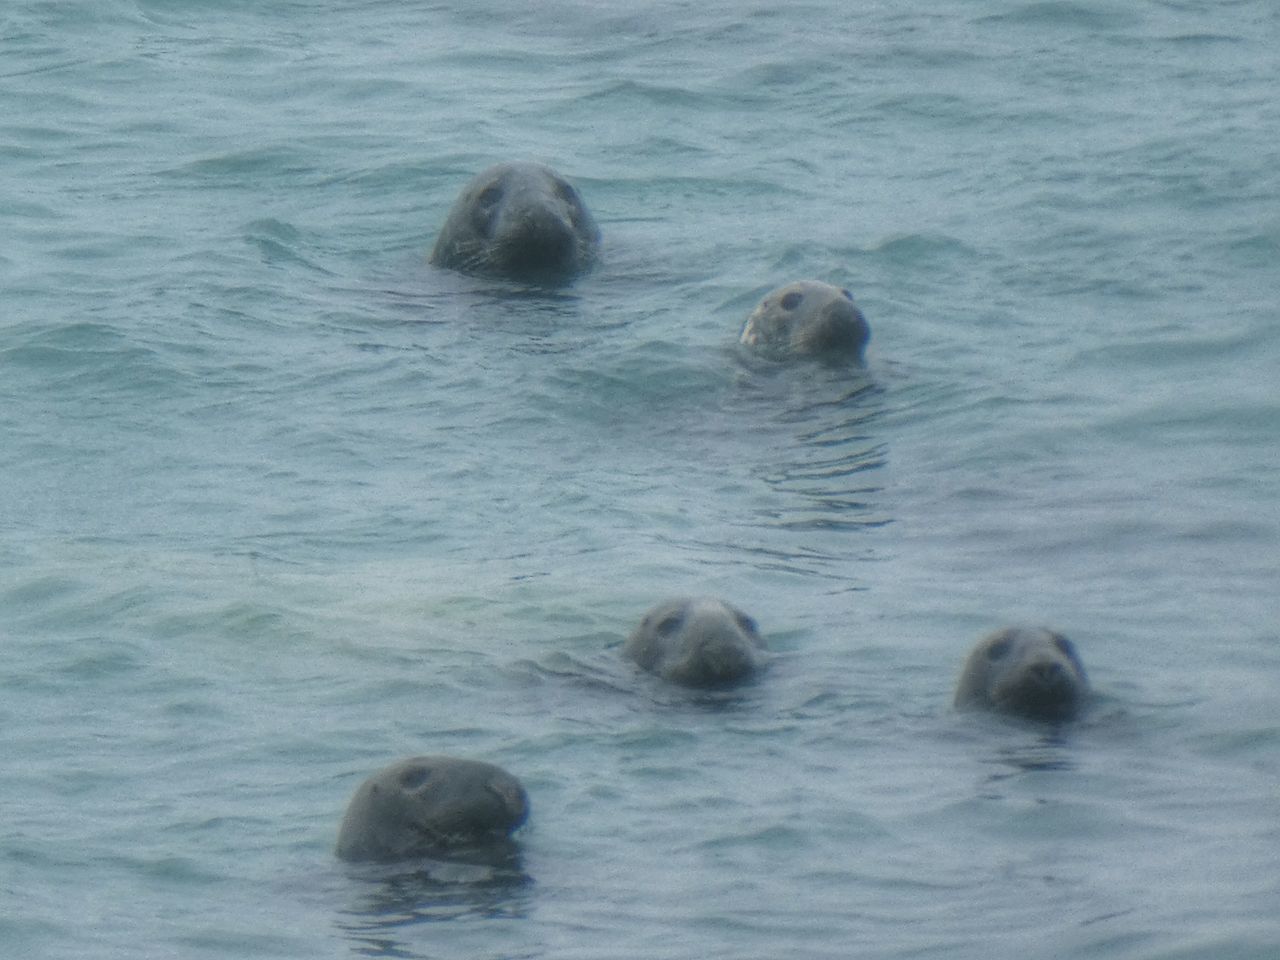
xmin=687 ymin=635 xmax=757 ymax=685
xmin=495 ymin=204 xmax=578 ymax=273
xmin=485 ymin=774 xmax=531 ymax=832
xmin=1027 ymin=658 xmax=1069 ymax=688
xmin=804 ymin=299 xmax=869 ymax=356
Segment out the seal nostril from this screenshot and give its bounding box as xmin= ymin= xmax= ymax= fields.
xmin=1034 ymin=662 xmax=1065 ymax=683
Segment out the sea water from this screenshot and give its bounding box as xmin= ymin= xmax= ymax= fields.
xmin=1 ymin=1 xmax=1277 ymax=957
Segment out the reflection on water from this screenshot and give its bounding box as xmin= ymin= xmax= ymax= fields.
xmin=335 ymin=843 xmax=533 ymax=956
xmin=982 ymin=727 xmax=1081 ymax=781
xmin=740 ymin=369 xmax=890 ymax=532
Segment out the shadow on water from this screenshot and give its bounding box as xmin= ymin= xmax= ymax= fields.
xmin=334 ymin=842 xmax=533 ymax=957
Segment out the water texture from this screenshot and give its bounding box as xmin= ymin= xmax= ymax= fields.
xmin=2 ymin=1 xmax=1277 ymax=958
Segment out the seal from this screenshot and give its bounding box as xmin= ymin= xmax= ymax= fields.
xmin=335 ymin=756 xmax=529 ymax=862
xmin=623 ymin=597 xmax=766 ymax=688
xmin=429 ymin=161 xmax=600 ymax=282
xmin=739 ymin=280 xmax=870 ymax=362
xmin=954 ymin=627 xmax=1090 ymax=722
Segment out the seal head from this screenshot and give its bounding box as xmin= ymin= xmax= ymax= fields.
xmin=740 ymin=280 xmax=869 ymax=362
xmin=954 ymin=627 xmax=1090 ymax=723
xmin=430 ymin=161 xmax=600 ymax=282
xmin=336 ymin=756 xmax=529 ymax=862
xmin=624 ymin=597 xmax=766 ymax=688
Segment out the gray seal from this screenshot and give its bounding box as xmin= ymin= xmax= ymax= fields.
xmin=335 ymin=756 xmax=529 ymax=862
xmin=623 ymin=597 xmax=766 ymax=688
xmin=954 ymin=627 xmax=1090 ymax=722
xmin=429 ymin=161 xmax=600 ymax=282
xmin=739 ymin=280 xmax=869 ymax=362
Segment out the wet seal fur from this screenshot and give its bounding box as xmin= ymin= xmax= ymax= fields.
xmin=430 ymin=161 xmax=600 ymax=283
xmin=624 ymin=597 xmax=766 ymax=688
xmin=954 ymin=627 xmax=1090 ymax=723
xmin=740 ymin=280 xmax=869 ymax=362
xmin=336 ymin=756 xmax=529 ymax=863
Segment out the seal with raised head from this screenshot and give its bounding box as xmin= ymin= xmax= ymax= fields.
xmin=954 ymin=627 xmax=1090 ymax=722
xmin=740 ymin=280 xmax=870 ymax=362
xmin=335 ymin=756 xmax=529 ymax=862
xmin=623 ymin=597 xmax=767 ymax=688
xmin=430 ymin=161 xmax=600 ymax=282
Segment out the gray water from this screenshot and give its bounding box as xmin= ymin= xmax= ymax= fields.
xmin=2 ymin=1 xmax=1278 ymax=957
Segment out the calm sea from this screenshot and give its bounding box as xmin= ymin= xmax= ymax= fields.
xmin=2 ymin=1 xmax=1277 ymax=957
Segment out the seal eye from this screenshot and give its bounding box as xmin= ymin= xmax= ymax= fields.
xmin=841 ymin=288 xmax=854 ymax=301
xmin=986 ymin=637 xmax=1012 ymax=660
xmin=655 ymin=612 xmax=684 ymax=637
xmin=476 ymin=185 xmax=502 ymax=208
xmin=780 ymin=291 xmax=803 ymax=310
xmin=398 ymin=765 xmax=433 ymax=790
xmin=734 ymin=611 xmax=758 ymax=636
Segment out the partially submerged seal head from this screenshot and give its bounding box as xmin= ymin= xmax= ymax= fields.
xmin=430 ymin=161 xmax=600 ymax=283
xmin=623 ymin=597 xmax=767 ymax=688
xmin=740 ymin=280 xmax=869 ymax=362
xmin=954 ymin=627 xmax=1090 ymax=723
xmin=336 ymin=755 xmax=529 ymax=862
